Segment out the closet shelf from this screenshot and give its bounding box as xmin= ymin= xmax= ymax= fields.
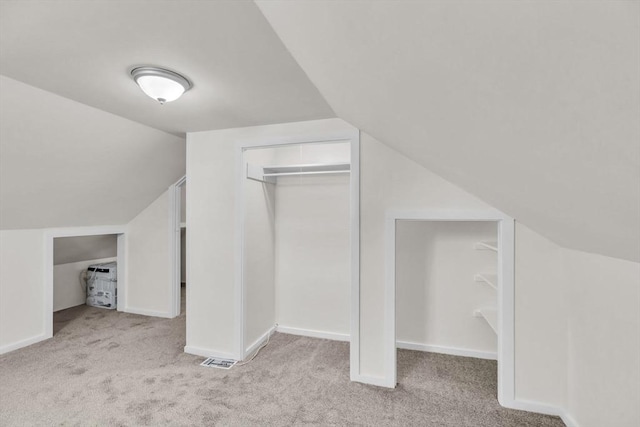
xmin=474 ymin=308 xmax=498 ymax=334
xmin=247 ymin=162 xmax=350 ymax=183
xmin=474 ymin=273 xmax=497 ymax=290
xmin=475 ymin=241 xmax=498 ymax=252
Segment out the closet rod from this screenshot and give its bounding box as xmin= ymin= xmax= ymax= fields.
xmin=262 ymin=170 xmax=350 ymax=177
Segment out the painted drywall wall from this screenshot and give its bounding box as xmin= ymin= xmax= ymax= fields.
xmin=0 ymin=75 xmax=186 ymax=231
xmin=0 ymin=229 xmax=45 ymax=352
xmin=53 ymin=257 xmax=116 ymax=312
xmin=274 ymin=143 xmax=351 ymax=336
xmin=243 ymin=148 xmax=277 ymax=349
xmin=186 ymin=119 xmax=570 ymax=414
xmin=359 ymin=132 xmax=495 ymax=376
xmin=126 ymin=190 xmax=172 ymax=317
xmin=395 ymin=221 xmax=497 ymax=355
xmin=514 ymin=224 xmax=567 ymax=407
xmin=186 ymin=118 xmax=356 ymax=358
xmin=257 ymin=0 xmax=640 ymax=262
xmin=564 ymin=250 xmax=640 ymax=427
xmin=53 ymin=235 xmax=117 ymax=265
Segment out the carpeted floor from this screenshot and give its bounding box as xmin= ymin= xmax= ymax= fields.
xmin=0 ymin=290 xmax=564 ymax=426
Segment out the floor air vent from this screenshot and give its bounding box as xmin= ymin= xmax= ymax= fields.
xmin=200 ymin=358 xmax=237 ymax=369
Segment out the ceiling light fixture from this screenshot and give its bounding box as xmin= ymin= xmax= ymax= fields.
xmin=130 ymin=66 xmax=192 ymax=104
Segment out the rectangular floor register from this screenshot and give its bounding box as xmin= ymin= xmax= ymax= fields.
xmin=200 ymin=357 xmax=237 ymax=369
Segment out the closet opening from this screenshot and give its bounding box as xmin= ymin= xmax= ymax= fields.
xmin=51 ymin=233 xmax=121 ymax=336
xmin=237 ymin=136 xmax=359 ymax=380
xmin=384 ymin=211 xmax=515 ymax=404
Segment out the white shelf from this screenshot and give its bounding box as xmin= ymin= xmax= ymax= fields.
xmin=474 ymin=273 xmax=498 ymax=290
xmin=475 ymin=241 xmax=498 ymax=252
xmin=247 ymin=162 xmax=350 ymax=183
xmin=474 ymin=308 xmax=498 ymax=334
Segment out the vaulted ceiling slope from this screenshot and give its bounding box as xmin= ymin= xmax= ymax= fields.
xmin=0 ymin=75 xmax=185 ymax=230
xmin=257 ymin=1 xmax=640 ymax=262
xmin=0 ymin=1 xmax=333 ymax=135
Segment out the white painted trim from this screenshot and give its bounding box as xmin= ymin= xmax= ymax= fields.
xmin=383 ymin=216 xmax=397 ymax=388
xmin=385 ymin=209 xmax=511 ymax=222
xmin=234 ymin=142 xmax=245 ymax=361
xmin=396 ymin=341 xmax=497 ymax=360
xmin=184 ymin=345 xmax=237 ymax=360
xmin=169 ymin=175 xmax=186 ymax=318
xmin=245 ymin=325 xmax=276 ymax=357
xmin=44 ymin=225 xmax=127 ymax=238
xmin=0 ymin=333 xmax=48 ymax=355
xmin=276 ymin=325 xmax=350 ymax=342
xmin=501 ymin=398 xmax=577 ymax=426
xmin=123 ymin=307 xmax=172 ymax=319
xmin=350 ymin=374 xmax=395 ymax=388
xmin=350 ymin=132 xmax=361 ymax=382
xmin=235 ymin=126 xmax=361 ymax=376
xmin=44 ymin=225 xmax=127 ymax=340
xmin=497 ymin=217 xmax=515 ymax=405
xmin=560 ymin=410 xmax=579 ymax=427
xmin=116 ymin=234 xmax=127 ymax=311
xmin=383 ymin=210 xmax=516 ymax=405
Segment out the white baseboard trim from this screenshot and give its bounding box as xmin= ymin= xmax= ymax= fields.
xmin=396 ymin=340 xmax=497 ymax=360
xmin=559 ymin=409 xmax=579 ymax=427
xmin=351 ymin=373 xmax=395 ymax=388
xmin=184 ymin=345 xmax=236 ymax=360
xmin=0 ymin=333 xmax=48 ymax=355
xmin=244 ymin=325 xmax=276 ymax=358
xmin=502 ymin=398 xmax=578 ymax=427
xmin=276 ymin=325 xmax=350 ymax=342
xmin=124 ymin=307 xmax=173 ymax=319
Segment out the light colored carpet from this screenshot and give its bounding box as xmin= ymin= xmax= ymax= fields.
xmin=0 ymin=291 xmax=564 ymax=426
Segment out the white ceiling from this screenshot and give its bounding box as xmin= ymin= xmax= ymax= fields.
xmin=0 ymin=0 xmax=334 ymax=135
xmin=1 ymin=0 xmax=637 ymax=262
xmin=257 ymin=0 xmax=640 ymax=262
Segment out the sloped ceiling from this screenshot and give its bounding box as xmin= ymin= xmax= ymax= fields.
xmin=257 ymin=0 xmax=640 ymax=262
xmin=0 ymin=0 xmax=333 ymax=135
xmin=0 ymin=0 xmax=334 ymax=231
xmin=54 ymin=235 xmax=117 ymax=265
xmin=0 ymin=76 xmax=185 ymax=229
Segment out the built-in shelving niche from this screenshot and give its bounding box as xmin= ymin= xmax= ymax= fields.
xmin=474 ymin=242 xmax=498 ymax=334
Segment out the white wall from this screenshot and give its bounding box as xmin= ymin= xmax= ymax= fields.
xmin=53 ymin=256 xmax=116 ymax=312
xmin=395 ymin=221 xmax=497 ymax=355
xmin=274 ymin=142 xmax=351 ymax=336
xmin=0 ymin=229 xmax=45 ymax=353
xmin=126 ymin=190 xmax=172 ymax=317
xmin=514 ymin=224 xmax=567 ymax=407
xmin=564 ymin=250 xmax=639 ymax=427
xmin=243 ymin=148 xmax=277 ymax=349
xmin=186 ymin=118 xmax=356 ymax=358
xmin=0 ymin=75 xmax=186 ymax=231
xmin=359 ymin=132 xmax=495 ymax=378
xmin=0 ymin=188 xmax=178 ymax=353
xmin=186 ymin=119 xmax=640 ymax=425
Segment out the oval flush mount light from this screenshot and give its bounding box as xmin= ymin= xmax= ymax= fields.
xmin=130 ymin=66 xmax=192 ymax=104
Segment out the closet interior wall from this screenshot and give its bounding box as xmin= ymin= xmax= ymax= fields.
xmin=395 ymin=221 xmax=498 ymax=357
xmin=243 ymin=142 xmax=351 ymax=353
